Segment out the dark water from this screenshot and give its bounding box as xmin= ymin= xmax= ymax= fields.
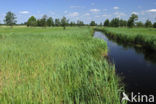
xmin=94 ymin=31 xmax=156 ymax=97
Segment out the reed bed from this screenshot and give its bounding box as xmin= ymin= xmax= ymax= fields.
xmin=0 ymin=27 xmax=125 ymax=104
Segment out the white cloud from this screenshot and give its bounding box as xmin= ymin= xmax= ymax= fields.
xmin=139 ymin=9 xmax=156 ymax=16
xmin=19 ymin=11 xmax=29 ymax=14
xmin=90 ymin=9 xmax=100 ymax=13
xmin=68 ymin=12 xmax=79 ymax=17
xmin=113 ymin=6 xmax=119 ymax=10
xmin=147 ymin=9 xmax=156 ymax=13
xmin=114 ymin=12 xmax=126 ymax=18
xmin=131 ymin=12 xmax=139 ymax=15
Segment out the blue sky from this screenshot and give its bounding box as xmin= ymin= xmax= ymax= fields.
xmin=0 ymin=0 xmax=156 ymax=24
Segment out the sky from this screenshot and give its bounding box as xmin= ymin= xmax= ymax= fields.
xmin=0 ymin=0 xmax=156 ymax=24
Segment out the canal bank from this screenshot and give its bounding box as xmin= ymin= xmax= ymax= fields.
xmin=94 ymin=31 xmax=156 ymax=100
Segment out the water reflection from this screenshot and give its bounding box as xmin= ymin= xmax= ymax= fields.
xmin=97 ymin=32 xmax=156 ymax=64
xmin=94 ymin=31 xmax=156 ymax=96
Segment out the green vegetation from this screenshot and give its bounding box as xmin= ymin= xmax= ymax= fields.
xmin=153 ymin=22 xmax=156 ymax=28
xmin=103 ymin=14 xmax=155 ymax=28
xmin=103 ymin=19 xmax=110 ymax=27
xmin=145 ymin=19 xmax=153 ymax=28
xmin=110 ymin=18 xmax=120 ymax=27
xmin=127 ymin=14 xmax=138 ymax=28
xmin=54 ymin=18 xmax=61 ymax=26
xmin=76 ymin=20 xmax=84 ymax=27
xmin=136 ymin=21 xmax=144 ymax=27
xmin=61 ymin=16 xmax=69 ymax=30
xmin=27 ymin=16 xmax=37 ymax=27
xmin=96 ymin=27 xmax=156 ymax=51
xmin=37 ymin=15 xmax=48 ymax=27
xmin=90 ymin=21 xmax=97 ymax=26
xmin=4 ymin=11 xmax=17 ymax=27
xmin=0 ymin=27 xmax=124 ymax=104
xmin=26 ymin=15 xmax=85 ymax=28
xmin=47 ymin=17 xmax=54 ymax=27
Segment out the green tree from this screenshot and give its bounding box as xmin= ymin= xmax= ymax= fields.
xmin=4 ymin=11 xmax=17 ymax=27
xmin=37 ymin=19 xmax=41 ymax=26
xmin=119 ymin=19 xmax=127 ymax=27
xmin=145 ymin=19 xmax=152 ymax=28
xmin=55 ymin=18 xmax=61 ymax=26
xmin=104 ymin=19 xmax=109 ymax=26
xmin=136 ymin=21 xmax=144 ymax=27
xmin=61 ymin=16 xmax=69 ymax=29
xmin=47 ymin=17 xmax=54 ymax=27
xmin=27 ymin=16 xmax=37 ymax=27
xmin=127 ymin=14 xmax=138 ymax=28
xmin=70 ymin=21 xmax=75 ymax=26
xmin=90 ymin=21 xmax=96 ymax=26
xmin=77 ymin=20 xmax=84 ymax=27
xmin=153 ymin=22 xmax=156 ymax=28
xmin=40 ymin=15 xmax=48 ymax=27
xmin=110 ymin=18 xmax=120 ymax=27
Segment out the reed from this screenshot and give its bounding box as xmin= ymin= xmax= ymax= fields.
xmin=0 ymin=27 xmax=125 ymax=104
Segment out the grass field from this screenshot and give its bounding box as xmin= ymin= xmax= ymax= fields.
xmin=0 ymin=27 xmax=124 ymax=104
xmin=96 ymin=27 xmax=156 ymax=51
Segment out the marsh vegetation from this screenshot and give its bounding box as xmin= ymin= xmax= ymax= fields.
xmin=96 ymin=27 xmax=156 ymax=51
xmin=0 ymin=27 xmax=125 ymax=104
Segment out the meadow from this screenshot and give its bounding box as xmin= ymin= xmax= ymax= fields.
xmin=96 ymin=27 xmax=156 ymax=51
xmin=0 ymin=27 xmax=125 ymax=104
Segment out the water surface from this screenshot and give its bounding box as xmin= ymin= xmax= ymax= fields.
xmin=94 ymin=31 xmax=156 ymax=96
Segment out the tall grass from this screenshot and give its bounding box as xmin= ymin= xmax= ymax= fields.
xmin=96 ymin=27 xmax=156 ymax=51
xmin=0 ymin=27 xmax=125 ymax=104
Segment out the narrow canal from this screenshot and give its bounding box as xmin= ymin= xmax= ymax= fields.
xmin=94 ymin=31 xmax=156 ymax=98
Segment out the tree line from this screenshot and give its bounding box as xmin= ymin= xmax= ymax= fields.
xmin=26 ymin=15 xmax=85 ymax=29
xmin=2 ymin=11 xmax=156 ymax=28
xmin=103 ymin=14 xmax=156 ymax=28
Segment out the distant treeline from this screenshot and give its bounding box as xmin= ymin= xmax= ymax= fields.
xmin=102 ymin=14 xmax=156 ymax=28
xmin=1 ymin=11 xmax=156 ymax=28
xmin=25 ymin=15 xmax=86 ymax=29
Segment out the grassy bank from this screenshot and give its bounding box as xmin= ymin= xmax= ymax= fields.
xmin=0 ymin=27 xmax=124 ymax=104
xmin=96 ymin=27 xmax=156 ymax=51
